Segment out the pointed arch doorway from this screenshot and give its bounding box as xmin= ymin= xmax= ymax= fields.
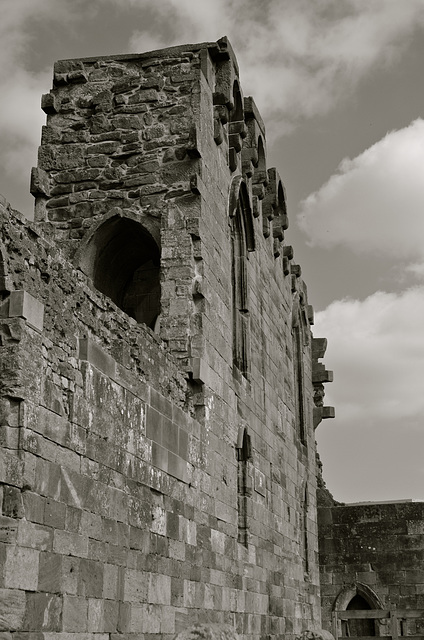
xmin=333 ymin=583 xmax=383 ymax=639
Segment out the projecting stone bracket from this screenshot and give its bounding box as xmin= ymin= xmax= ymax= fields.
xmin=312 ymin=337 xmax=335 ymax=428
xmin=313 ymin=363 xmax=334 ymax=384
xmin=313 ymin=406 xmax=336 ymax=430
xmin=190 ymin=357 xmax=213 ymax=386
xmin=312 ymin=337 xmax=327 ymax=360
xmin=7 ymin=291 xmax=44 ymax=333
xmin=30 ymin=167 xmax=50 ymax=198
xmin=41 ymin=93 xmax=59 ymax=115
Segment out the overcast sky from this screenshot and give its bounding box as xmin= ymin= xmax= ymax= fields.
xmin=2 ymin=0 xmax=424 ymax=504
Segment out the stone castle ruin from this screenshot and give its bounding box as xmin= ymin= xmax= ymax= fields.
xmin=1 ymin=35 xmax=424 ymax=640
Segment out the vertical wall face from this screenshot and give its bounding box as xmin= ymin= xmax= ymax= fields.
xmin=0 ymin=38 xmax=334 ymax=638
xmin=319 ymin=502 xmax=424 ymax=634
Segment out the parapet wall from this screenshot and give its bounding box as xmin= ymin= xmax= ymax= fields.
xmin=0 ymin=38 xmax=333 ymax=638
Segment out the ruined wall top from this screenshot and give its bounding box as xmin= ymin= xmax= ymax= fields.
xmin=0 ymin=37 xmax=336 ymax=639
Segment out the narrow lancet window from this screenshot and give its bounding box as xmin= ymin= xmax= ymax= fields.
xmin=232 ymin=201 xmax=249 ymax=376
xmin=292 ymin=296 xmax=306 ymax=445
xmin=230 ymin=179 xmax=255 ymax=378
xmin=302 ymin=483 xmax=310 ymax=574
xmin=237 ymin=427 xmax=252 ymax=546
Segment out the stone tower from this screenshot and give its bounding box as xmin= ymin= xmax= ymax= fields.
xmin=0 ymin=37 xmax=333 ymax=637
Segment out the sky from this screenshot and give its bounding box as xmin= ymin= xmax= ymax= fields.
xmin=1 ymin=0 xmax=424 ymax=503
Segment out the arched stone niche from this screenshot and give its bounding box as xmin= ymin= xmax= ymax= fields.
xmin=262 ymin=168 xmax=288 ymax=252
xmin=228 ymin=80 xmax=247 ymax=171
xmin=77 ymin=210 xmax=161 ymax=330
xmin=242 ymin=97 xmax=268 ymax=210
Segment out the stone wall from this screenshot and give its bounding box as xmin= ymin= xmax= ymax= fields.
xmin=0 ymin=38 xmax=333 ymax=639
xmin=319 ymin=501 xmax=424 ymax=634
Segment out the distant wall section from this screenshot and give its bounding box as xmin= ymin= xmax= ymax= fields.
xmin=319 ymin=501 xmax=424 ymax=634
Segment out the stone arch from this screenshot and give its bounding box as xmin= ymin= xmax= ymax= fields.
xmin=231 ymin=80 xmax=244 ymax=122
xmin=333 ymin=583 xmax=383 ymax=612
xmin=255 ymin=135 xmax=267 ymax=182
xmin=229 ymin=80 xmax=246 ymax=171
xmin=77 ymin=210 xmax=161 ymax=330
xmin=334 ymin=583 xmax=383 ymax=638
xmin=273 ymin=179 xmax=288 ymax=241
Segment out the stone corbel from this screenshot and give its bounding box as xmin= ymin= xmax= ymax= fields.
xmin=313 ymin=406 xmax=336 ymax=429
xmin=312 ymin=337 xmax=335 ymax=428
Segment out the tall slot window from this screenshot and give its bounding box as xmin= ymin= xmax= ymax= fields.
xmin=237 ymin=427 xmax=252 ymax=546
xmin=232 ymin=200 xmax=249 ymax=375
xmin=230 ymin=179 xmax=255 ymax=378
xmin=292 ymin=296 xmax=306 ymax=446
xmin=302 ymin=483 xmax=310 ymax=574
xmin=293 ymin=322 xmax=306 ymax=444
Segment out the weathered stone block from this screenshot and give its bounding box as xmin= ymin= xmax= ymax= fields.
xmin=0 ymin=588 xmax=26 ymax=631
xmin=104 ymin=598 xmax=119 ymax=632
xmin=123 ymin=568 xmax=149 ymax=603
xmin=4 ymin=546 xmax=39 ymax=590
xmin=103 ymin=562 xmax=119 ymax=600
xmin=78 ymin=558 xmax=104 ymax=597
xmin=38 ymin=552 xmax=63 ymax=592
xmin=62 ymin=556 xmax=79 ymax=595
xmin=62 ymin=594 xmax=88 ymax=632
xmin=17 ymin=520 xmax=53 ymax=551
xmin=0 ymin=449 xmax=23 ymax=488
xmin=0 ymin=516 xmax=18 ymax=544
xmin=44 ymin=498 xmax=66 ymax=529
xmin=24 ymin=592 xmax=62 ymax=631
xmin=87 ymin=597 xmax=104 ymax=632
xmin=53 ymin=530 xmax=88 ymax=557
xmin=2 ymin=486 xmax=24 ymax=518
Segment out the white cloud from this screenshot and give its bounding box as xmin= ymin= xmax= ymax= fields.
xmin=128 ymin=0 xmax=424 ymax=130
xmin=315 ymin=288 xmax=424 ymax=422
xmin=314 ymin=287 xmax=424 ymax=502
xmin=0 ymin=0 xmax=77 ymax=207
xmin=298 ymin=119 xmax=424 ymax=263
xmin=2 ymin=0 xmax=424 ymax=212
